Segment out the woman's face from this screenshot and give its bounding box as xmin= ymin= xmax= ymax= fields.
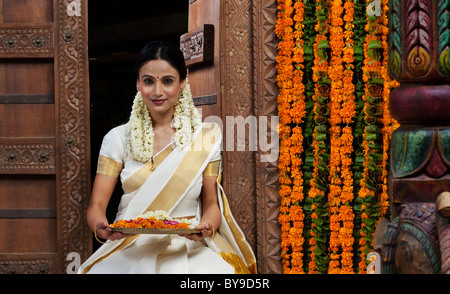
xmin=136 ymin=59 xmax=185 ymax=120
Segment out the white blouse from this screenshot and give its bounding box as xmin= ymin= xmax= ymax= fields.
xmin=96 ymin=123 xmax=222 ymax=219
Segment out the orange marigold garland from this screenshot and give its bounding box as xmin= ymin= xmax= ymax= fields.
xmin=338 ymin=0 xmax=356 ymax=274
xmin=327 ymin=0 xmax=345 ymax=274
xmin=352 ymin=0 xmax=369 ymax=274
xmin=308 ymin=0 xmax=331 ymax=274
xmin=276 ymin=0 xmax=396 ymax=274
xmin=290 ymin=0 xmax=307 ymax=274
xmin=357 ymin=0 xmax=393 ymax=273
xmin=276 ymin=0 xmax=298 ymax=274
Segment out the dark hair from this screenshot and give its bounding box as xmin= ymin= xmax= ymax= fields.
xmin=135 ymin=41 xmax=187 ymax=81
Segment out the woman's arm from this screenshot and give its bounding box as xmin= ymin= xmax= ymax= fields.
xmin=184 ymin=176 xmax=221 ymax=241
xmin=86 ymin=174 xmax=128 ymax=241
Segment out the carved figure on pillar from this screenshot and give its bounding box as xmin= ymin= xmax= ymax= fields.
xmin=375 ymin=0 xmax=450 ymax=274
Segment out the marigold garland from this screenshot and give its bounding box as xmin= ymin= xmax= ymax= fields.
xmin=308 ymin=0 xmax=331 ymax=274
xmin=277 ymin=0 xmax=398 ymax=274
xmin=327 ymin=0 xmax=345 ymax=274
xmin=276 ymin=0 xmax=296 ymax=273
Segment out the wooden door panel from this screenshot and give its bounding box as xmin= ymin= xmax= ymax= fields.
xmin=0 ymin=219 xmax=56 ymax=252
xmin=0 ymin=175 xmax=56 ymax=209
xmin=1 ymin=0 xmax=53 ymax=23
xmin=1 ymin=60 xmax=54 ymax=95
xmin=0 ymin=105 xmax=55 ymax=137
xmin=0 ymin=0 xmax=90 ymax=273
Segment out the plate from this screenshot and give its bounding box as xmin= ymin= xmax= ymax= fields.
xmin=111 ymin=227 xmax=201 ymax=235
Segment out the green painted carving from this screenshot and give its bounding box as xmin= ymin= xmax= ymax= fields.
xmin=389 ymin=0 xmax=402 ymax=78
xmin=398 ymin=222 xmax=441 ymax=274
xmin=437 ymin=0 xmax=450 ymax=76
xmin=405 ymin=0 xmax=433 ymax=77
xmin=391 ymin=129 xmax=433 ymax=178
xmin=438 ymin=129 xmax=450 ymax=165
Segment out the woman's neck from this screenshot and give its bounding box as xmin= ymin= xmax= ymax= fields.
xmin=149 ymin=108 xmax=174 ymax=129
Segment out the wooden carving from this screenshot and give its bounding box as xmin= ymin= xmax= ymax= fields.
xmin=222 ymin=0 xmax=257 ymax=253
xmin=221 ymin=0 xmax=282 ymax=273
xmin=389 ymin=0 xmax=450 ymax=82
xmin=0 ymin=139 xmax=55 ymax=174
xmin=0 ymin=23 xmax=54 ymax=58
xmin=0 ymin=256 xmax=56 ymax=274
xmin=180 ymin=24 xmax=214 ymax=67
xmin=252 ymin=0 xmax=282 ymax=274
xmin=377 ymin=0 xmax=450 ymax=274
xmin=55 ymin=0 xmax=91 ymax=272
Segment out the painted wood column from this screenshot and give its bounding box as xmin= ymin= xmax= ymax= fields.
xmin=378 ymin=0 xmax=450 ymax=274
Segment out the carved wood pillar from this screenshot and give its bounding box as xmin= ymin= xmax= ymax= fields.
xmin=221 ymin=0 xmax=282 ymax=273
xmin=379 ymin=0 xmax=450 ymax=274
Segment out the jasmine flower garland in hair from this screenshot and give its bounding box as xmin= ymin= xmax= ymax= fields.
xmin=127 ymin=91 xmax=154 ymax=163
xmin=173 ymin=80 xmax=202 ymax=150
xmin=127 ymin=80 xmax=202 ymax=163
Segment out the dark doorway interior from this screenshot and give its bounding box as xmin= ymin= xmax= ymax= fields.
xmin=88 ymin=1 xmax=189 ymax=250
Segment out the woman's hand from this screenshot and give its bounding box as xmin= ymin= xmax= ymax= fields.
xmin=95 ymin=222 xmax=133 ymax=241
xmin=182 ymin=222 xmax=215 ymax=242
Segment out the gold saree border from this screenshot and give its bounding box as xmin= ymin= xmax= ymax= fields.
xmin=218 ymin=187 xmax=257 ymax=274
xmin=81 ymin=123 xmax=220 ymax=273
xmin=218 ymin=252 xmax=252 ymax=274
xmin=121 ymin=144 xmax=173 ymax=194
xmin=97 ymin=156 xmax=123 ymax=177
xmin=144 ymin=123 xmax=220 ymax=213
xmin=203 ymin=160 xmax=221 ymax=177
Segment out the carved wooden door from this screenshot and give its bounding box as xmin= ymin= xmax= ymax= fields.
xmin=0 ymin=0 xmax=90 ymax=274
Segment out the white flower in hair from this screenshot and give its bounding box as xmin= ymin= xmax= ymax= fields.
xmin=127 ymin=79 xmax=202 ymax=163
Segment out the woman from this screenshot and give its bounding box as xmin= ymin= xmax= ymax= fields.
xmin=78 ymin=41 xmax=256 ymax=274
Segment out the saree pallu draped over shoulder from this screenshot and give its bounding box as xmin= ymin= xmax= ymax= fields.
xmin=79 ymin=122 xmax=256 ymax=274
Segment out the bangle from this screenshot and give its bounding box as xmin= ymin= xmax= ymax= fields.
xmin=205 ymin=227 xmax=216 ymax=242
xmin=211 ymin=227 xmax=216 ymax=240
xmin=94 ymin=228 xmax=106 ymax=244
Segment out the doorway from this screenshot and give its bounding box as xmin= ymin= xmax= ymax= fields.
xmin=87 ymin=1 xmax=189 ymax=249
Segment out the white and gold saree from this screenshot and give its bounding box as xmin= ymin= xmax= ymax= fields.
xmin=78 ymin=122 xmax=256 ymax=274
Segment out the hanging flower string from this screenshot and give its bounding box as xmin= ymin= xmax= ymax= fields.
xmin=338 ymin=0 xmax=356 ymax=274
xmin=308 ymin=0 xmax=331 ymax=274
xmin=276 ymin=0 xmax=295 ymax=273
xmin=357 ymin=0 xmax=395 ymax=273
xmin=288 ymin=0 xmax=307 ymax=274
xmin=327 ymin=0 xmax=346 ymax=274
